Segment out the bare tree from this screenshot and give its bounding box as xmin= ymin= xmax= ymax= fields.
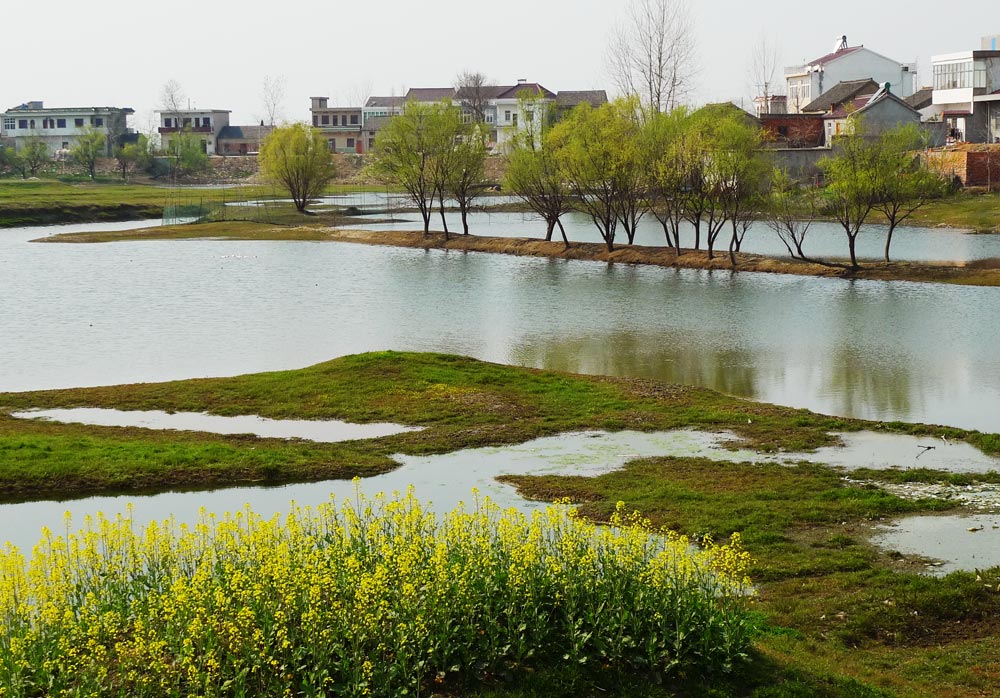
xmin=160 ymin=79 xmax=186 ymax=117
xmin=261 ymin=74 xmax=287 ymax=126
xmin=455 ymin=70 xmax=494 ymax=123
xmin=606 ymin=0 xmax=697 ymax=113
xmin=748 ymin=35 xmax=782 ymax=116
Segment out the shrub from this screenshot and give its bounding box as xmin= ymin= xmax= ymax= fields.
xmin=0 ymin=491 xmax=755 ymax=696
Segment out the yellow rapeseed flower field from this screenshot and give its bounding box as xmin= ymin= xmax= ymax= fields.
xmin=0 ymin=488 xmax=755 ymax=697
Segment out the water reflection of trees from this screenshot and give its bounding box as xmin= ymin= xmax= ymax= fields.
xmin=511 ymin=331 xmax=760 ymax=398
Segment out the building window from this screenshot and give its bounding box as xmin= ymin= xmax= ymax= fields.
xmin=526 ymin=110 xmax=534 ymax=123
xmin=75 ymin=118 xmax=85 ymax=127
xmin=183 ymin=118 xmax=192 ymax=127
xmin=204 ymin=117 xmax=211 ymax=128
xmin=57 ymin=118 xmax=66 ymax=128
xmin=933 ymin=61 xmax=987 ymax=90
xmin=341 ymin=115 xmax=348 ymax=126
xmin=2 ymin=117 xmax=14 ymax=130
xmin=321 ymin=115 xmax=329 ymax=125
xmin=346 ymin=138 xmax=355 ymax=148
xmin=350 ymin=114 xmax=358 ymax=125
xmin=486 ymin=114 xmax=494 ymax=123
xmin=368 ymin=138 xmax=375 ymax=149
xmin=313 ymin=115 xmax=319 ymax=126
xmin=328 ymin=138 xmax=336 ymax=150
xmin=18 ymin=119 xmax=28 ymax=129
xmin=512 ymin=113 xmax=518 ymax=127
xmin=29 ymin=119 xmax=35 ymax=129
xmin=505 ymin=110 xmax=511 ymax=122
xmin=62 ymin=142 xmax=69 ymax=149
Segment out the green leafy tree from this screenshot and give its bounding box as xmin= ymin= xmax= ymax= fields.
xmin=820 ymin=122 xmax=879 ymax=269
xmin=19 ymin=140 xmax=50 ymax=178
xmin=426 ymin=103 xmax=464 ymax=236
xmin=642 ymin=106 xmax=691 ymax=254
xmin=713 ymin=114 xmax=769 ymax=266
xmin=504 ymin=131 xmax=572 ymax=247
xmin=369 ymin=102 xmax=439 ymax=235
xmin=870 ymin=124 xmax=949 ymax=262
xmin=171 ymin=131 xmax=209 ymax=177
xmin=765 ymin=169 xmax=819 ymax=261
xmin=448 ymin=125 xmax=490 ymax=235
xmin=259 ymin=123 xmax=337 ymax=213
xmin=115 ymin=135 xmax=152 ymax=182
xmin=71 ymin=128 xmax=106 ymax=180
xmin=548 ymin=99 xmax=645 ymax=252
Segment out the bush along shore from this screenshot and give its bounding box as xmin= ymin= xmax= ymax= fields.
xmin=1 ymin=352 xmax=1000 ymax=696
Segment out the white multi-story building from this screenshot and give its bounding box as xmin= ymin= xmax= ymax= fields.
xmin=930 ymin=35 xmax=1000 ymax=143
xmin=784 ymin=36 xmax=916 ymax=114
xmin=156 ymin=109 xmax=231 ymax=155
xmin=0 ymin=102 xmax=134 ymax=156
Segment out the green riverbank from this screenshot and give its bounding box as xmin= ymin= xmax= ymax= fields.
xmin=1 ymin=352 xmax=999 ymax=696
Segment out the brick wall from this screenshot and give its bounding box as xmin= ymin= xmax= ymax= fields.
xmin=925 ymin=148 xmax=1000 ymax=188
xmin=760 ymin=114 xmax=825 ymax=148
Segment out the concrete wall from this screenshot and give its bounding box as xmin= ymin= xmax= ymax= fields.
xmin=768 ymin=147 xmax=831 ymax=181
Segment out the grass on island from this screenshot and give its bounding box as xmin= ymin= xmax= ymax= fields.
xmin=39 ymin=218 xmax=1000 ymax=288
xmin=1 ymin=351 xmax=1000 ymax=696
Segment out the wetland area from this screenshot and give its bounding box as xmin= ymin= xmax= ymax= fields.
xmin=2 ymin=190 xmax=1000 ymax=697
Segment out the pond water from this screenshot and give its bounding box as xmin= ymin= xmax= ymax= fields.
xmin=11 ymin=408 xmax=421 ymax=442
xmin=872 ymin=514 xmax=1000 ymax=575
xmin=0 ymin=429 xmax=745 ymax=554
xmin=340 ymin=208 xmax=1000 ymax=263
xmin=788 ymin=432 xmax=1000 ymax=474
xmin=3 ymin=219 xmax=1000 ymax=433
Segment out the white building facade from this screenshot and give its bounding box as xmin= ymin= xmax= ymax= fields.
xmin=157 ymin=109 xmax=231 ymax=155
xmin=0 ymin=102 xmax=133 ymax=156
xmin=785 ymin=38 xmax=916 ymax=114
xmin=930 ymin=42 xmax=1000 ymax=143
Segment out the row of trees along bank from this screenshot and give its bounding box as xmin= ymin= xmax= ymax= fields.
xmin=263 ymin=96 xmax=948 ymax=268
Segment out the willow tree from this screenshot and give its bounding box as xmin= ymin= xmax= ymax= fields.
xmin=70 ymin=128 xmax=106 ymax=180
xmin=820 ymin=121 xmax=879 ymax=269
xmin=643 ymin=106 xmax=690 ymax=253
xmin=713 ymin=113 xmax=769 ymax=265
xmin=548 ymin=98 xmax=645 ymax=252
xmin=259 ymin=123 xmax=337 ymax=213
xmin=448 ymin=125 xmax=490 ymax=235
xmin=504 ymin=131 xmax=572 ymax=247
xmin=870 ymin=124 xmax=948 ymax=262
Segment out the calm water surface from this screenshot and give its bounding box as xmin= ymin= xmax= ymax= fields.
xmin=2 ymin=219 xmax=999 ymax=432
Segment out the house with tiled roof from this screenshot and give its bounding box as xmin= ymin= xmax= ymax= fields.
xmin=930 ymin=35 xmax=1000 ymax=143
xmin=784 ymin=36 xmax=916 ymax=114
xmin=821 ymin=84 xmax=921 ymax=142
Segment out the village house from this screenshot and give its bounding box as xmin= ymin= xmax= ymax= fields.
xmin=157 ymin=109 xmax=231 ymax=155
xmin=216 ymin=125 xmax=273 ymax=156
xmin=0 ymin=102 xmax=134 ymax=156
xmin=819 ymin=83 xmax=922 ymax=141
xmin=930 ymin=34 xmax=1000 ymax=143
xmin=784 ymin=36 xmax=916 ymax=114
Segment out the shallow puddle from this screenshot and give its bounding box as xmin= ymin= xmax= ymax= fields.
xmin=0 ymin=430 xmax=753 ymax=554
xmin=11 ymin=408 xmax=422 ymax=442
xmin=784 ymin=432 xmax=1000 ymax=474
xmin=872 ymin=514 xmax=1000 ymax=575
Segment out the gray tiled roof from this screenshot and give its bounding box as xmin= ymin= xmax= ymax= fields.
xmin=217 ymin=125 xmax=273 ymax=141
xmin=405 ymin=87 xmax=456 ymax=102
xmin=365 ymin=96 xmax=406 ymax=108
xmin=801 ymin=79 xmax=880 ymax=114
xmin=556 ymin=90 xmax=609 ymax=108
xmin=904 ymin=87 xmax=934 ymax=110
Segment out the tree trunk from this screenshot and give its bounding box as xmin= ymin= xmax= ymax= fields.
xmin=883 ymin=218 xmax=896 ymax=263
xmin=544 ymin=219 xmax=555 ymax=241
xmin=461 ymin=204 xmax=470 ymax=235
xmin=693 ymin=219 xmax=701 ymax=250
xmin=848 ymin=232 xmax=859 ymax=269
xmin=438 ymin=192 xmax=449 ymax=235
xmin=556 ymin=219 xmax=570 ymax=249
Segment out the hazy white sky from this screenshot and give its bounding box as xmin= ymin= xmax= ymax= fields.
xmin=3 ymin=0 xmax=995 ymax=128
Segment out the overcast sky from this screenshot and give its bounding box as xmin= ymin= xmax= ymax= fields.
xmin=3 ymin=0 xmax=995 ymax=128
